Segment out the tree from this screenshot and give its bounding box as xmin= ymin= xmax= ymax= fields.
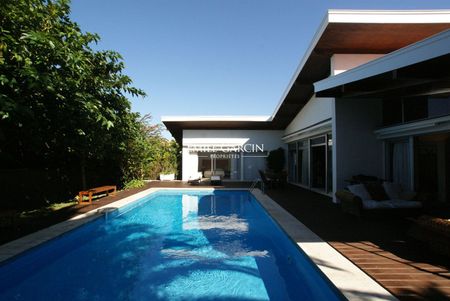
xmin=122 ymin=114 xmax=179 ymax=183
xmin=0 ymin=0 xmax=145 ymax=191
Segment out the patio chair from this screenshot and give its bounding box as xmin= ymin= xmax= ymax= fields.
xmin=188 ymin=172 xmax=203 ymax=185
xmin=258 ymin=170 xmax=276 ymax=189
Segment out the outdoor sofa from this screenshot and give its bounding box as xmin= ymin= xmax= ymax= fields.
xmin=188 ymin=170 xmax=225 ymax=185
xmin=336 ymin=181 xmax=422 ymax=217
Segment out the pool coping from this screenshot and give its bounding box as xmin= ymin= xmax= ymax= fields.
xmin=0 ymin=187 xmax=397 ymax=301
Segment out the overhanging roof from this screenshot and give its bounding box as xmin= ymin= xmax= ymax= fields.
xmin=164 ymin=10 xmax=450 ymax=140
xmin=314 ymin=29 xmax=450 ymax=98
xmin=162 ymin=116 xmax=274 ymax=142
xmin=270 ymin=10 xmax=450 ymax=128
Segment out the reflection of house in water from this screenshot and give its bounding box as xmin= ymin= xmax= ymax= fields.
xmin=181 ymin=194 xmax=198 ymax=230
xmin=182 ymin=193 xmax=250 ymax=233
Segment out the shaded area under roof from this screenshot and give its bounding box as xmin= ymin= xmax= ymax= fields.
xmin=316 ymin=54 xmax=450 ymax=99
xmin=314 ymin=30 xmax=450 ymax=99
xmin=162 ymin=119 xmax=276 ymax=143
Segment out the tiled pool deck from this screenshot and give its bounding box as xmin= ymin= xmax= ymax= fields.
xmin=1 ymin=181 xmax=449 ymax=300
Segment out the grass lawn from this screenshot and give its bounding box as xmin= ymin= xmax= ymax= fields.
xmin=0 ymin=200 xmax=78 ymax=245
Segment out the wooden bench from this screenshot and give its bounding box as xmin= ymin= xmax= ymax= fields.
xmin=78 ymin=185 xmax=117 ymax=204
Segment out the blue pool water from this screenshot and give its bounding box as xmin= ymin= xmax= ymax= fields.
xmin=0 ymin=190 xmax=342 ymax=300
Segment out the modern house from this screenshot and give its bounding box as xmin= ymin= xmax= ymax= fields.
xmin=163 ymin=10 xmax=450 ymax=203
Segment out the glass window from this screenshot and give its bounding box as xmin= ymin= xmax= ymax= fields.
xmin=382 ymin=94 xmax=450 ymax=126
xmin=198 ymin=152 xmax=211 ymax=177
xmin=297 ymin=140 xmax=308 ymax=148
xmin=428 ymin=96 xmax=450 ymax=118
xmin=243 ymin=153 xmax=266 ymax=181
xmin=297 ymin=146 xmax=309 ymax=186
xmin=287 ymin=135 xmax=332 ymax=193
xmin=311 ymin=145 xmax=326 ymax=190
xmin=327 ymin=134 xmax=333 ymax=193
xmin=310 ymin=136 xmax=325 ymax=145
xmin=198 ymin=151 xmax=241 ymax=180
xmin=288 ymin=143 xmax=297 ymax=182
xmin=229 ymin=154 xmax=241 ymax=180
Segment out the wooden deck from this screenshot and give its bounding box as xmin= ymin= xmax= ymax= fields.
xmin=331 ymin=241 xmax=450 ymax=300
xmin=266 ymin=185 xmax=450 ymax=301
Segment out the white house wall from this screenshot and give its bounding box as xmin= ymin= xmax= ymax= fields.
xmin=182 ymin=130 xmax=285 ymax=181
xmin=333 ymin=98 xmax=383 ymax=193
xmin=284 ymin=95 xmax=334 ymax=140
xmin=182 ymin=149 xmax=198 ymax=182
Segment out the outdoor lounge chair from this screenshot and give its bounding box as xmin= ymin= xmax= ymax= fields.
xmin=188 ymin=172 xmax=203 ymax=185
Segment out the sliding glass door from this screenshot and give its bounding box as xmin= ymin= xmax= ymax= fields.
xmin=297 ymin=140 xmax=309 ymax=186
xmin=414 ymin=132 xmax=450 ymax=203
xmin=288 ymin=143 xmax=297 ymax=182
xmin=310 ymin=136 xmax=326 ymax=190
xmin=198 ymin=152 xmax=241 ymax=180
xmin=287 ymin=133 xmax=332 ymax=194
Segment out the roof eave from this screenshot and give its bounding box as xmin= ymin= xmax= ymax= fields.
xmin=314 ymin=29 xmax=450 ymax=96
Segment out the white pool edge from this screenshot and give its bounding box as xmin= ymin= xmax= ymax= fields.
xmin=0 ymin=187 xmax=397 ymax=301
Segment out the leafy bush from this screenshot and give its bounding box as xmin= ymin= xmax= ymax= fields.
xmin=123 ymin=179 xmax=145 ymax=190
xmin=121 ymin=114 xmax=179 ymax=182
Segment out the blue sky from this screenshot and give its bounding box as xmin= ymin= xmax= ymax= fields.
xmin=71 ymin=0 xmax=450 ymax=138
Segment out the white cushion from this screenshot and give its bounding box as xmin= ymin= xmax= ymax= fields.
xmin=213 ymin=170 xmax=225 ymax=177
xmin=348 ymin=184 xmax=371 ymax=200
xmin=383 ymin=182 xmax=402 ymax=199
xmin=362 ymin=199 xmax=422 ymax=210
xmin=388 ymin=199 xmax=422 ymax=209
xmin=189 ymin=172 xmax=202 ymax=180
xmin=362 ymin=200 xmax=389 ymax=209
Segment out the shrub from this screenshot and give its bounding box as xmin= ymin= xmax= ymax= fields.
xmin=123 ymin=179 xmax=145 ymax=190
xmin=266 ymin=148 xmax=285 ymax=173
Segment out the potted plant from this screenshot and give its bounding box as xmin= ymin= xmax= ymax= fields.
xmin=159 ymin=167 xmax=176 ymax=181
xmin=265 ymin=148 xmax=287 ymax=186
xmin=266 ymin=147 xmax=286 ymax=173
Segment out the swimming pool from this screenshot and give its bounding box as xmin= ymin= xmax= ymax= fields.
xmin=0 ymin=190 xmax=343 ymax=300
